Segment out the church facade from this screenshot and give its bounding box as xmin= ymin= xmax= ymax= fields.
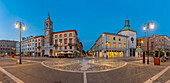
xmin=118 ymin=18 xmax=137 ymax=56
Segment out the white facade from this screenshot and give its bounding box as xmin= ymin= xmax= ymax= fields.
xmin=118 ymin=31 xmax=136 ymax=48
xmin=21 ymin=36 xmax=35 ymax=56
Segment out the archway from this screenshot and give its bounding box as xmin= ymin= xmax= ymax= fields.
xmin=50 ymin=49 xmax=53 ymax=57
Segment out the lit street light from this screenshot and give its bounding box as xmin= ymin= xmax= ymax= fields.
xmin=143 ymin=22 xmax=154 ymax=64
xmin=15 ymin=21 xmax=26 ymax=64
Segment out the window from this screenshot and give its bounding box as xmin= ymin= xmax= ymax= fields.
xmin=38 ymin=39 xmax=40 ymax=41
xmin=113 ymin=42 xmax=116 ymax=48
xmin=59 ymin=39 xmax=62 ymax=44
xmin=50 ymin=24 xmax=52 ymax=28
xmin=55 ymin=40 xmax=58 ymax=44
xmin=124 ymin=38 xmax=126 ymax=41
xmin=119 ymin=38 xmax=121 ymax=41
xmin=59 ymin=34 xmax=62 ymax=38
xmin=69 ymin=38 xmax=72 ymax=43
xmin=65 ymin=46 xmax=67 ymax=49
xmin=46 ymin=24 xmax=48 ymax=28
xmin=124 ymin=43 xmax=126 ymax=48
xmin=64 ymin=39 xmax=67 ymax=44
xmin=55 ymin=35 xmax=58 ymax=38
xmin=69 ymin=33 xmax=72 ymax=37
xmin=64 ymin=34 xmax=67 ymax=37
xmin=108 ymin=36 xmax=110 ymax=40
xmin=113 ymin=37 xmax=116 ymax=40
xmin=119 ymin=43 xmax=121 ymax=48
xmin=70 ymin=46 xmax=72 ymax=49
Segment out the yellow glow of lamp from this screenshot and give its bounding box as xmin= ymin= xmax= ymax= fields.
xmin=143 ymin=26 xmax=146 ymax=30
xmin=150 ymin=24 xmax=154 ymax=29
xmin=141 ymin=40 xmax=144 ymax=44
xmin=15 ymin=23 xmax=19 ymax=28
xmin=22 ymin=26 xmax=26 ymax=30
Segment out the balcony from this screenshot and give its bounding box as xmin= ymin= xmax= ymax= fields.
xmin=68 ymin=43 xmax=77 ymax=46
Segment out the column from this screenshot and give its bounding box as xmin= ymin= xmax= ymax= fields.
xmin=111 ymin=50 xmax=112 ymax=58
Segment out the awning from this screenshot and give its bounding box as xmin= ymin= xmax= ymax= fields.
xmin=66 ymin=51 xmax=73 ymax=54
xmin=59 ymin=51 xmax=65 ymax=54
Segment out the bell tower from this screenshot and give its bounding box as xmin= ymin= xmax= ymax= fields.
xmin=44 ymin=13 xmax=53 ymax=47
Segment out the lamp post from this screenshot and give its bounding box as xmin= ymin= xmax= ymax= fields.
xmin=15 ymin=21 xmax=26 ymax=64
xmin=143 ymin=22 xmax=154 ymax=64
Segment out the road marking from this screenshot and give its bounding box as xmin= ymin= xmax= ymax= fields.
xmin=166 ymin=80 xmax=170 ymax=83
xmin=144 ymin=66 xmax=170 ymax=83
xmin=0 ymin=67 xmax=24 ymax=83
xmin=83 ymin=72 xmax=87 ymax=83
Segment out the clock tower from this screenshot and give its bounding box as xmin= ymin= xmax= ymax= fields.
xmin=44 ymin=13 xmax=53 ymax=47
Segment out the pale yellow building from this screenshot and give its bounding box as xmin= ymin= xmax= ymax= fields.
xmin=91 ymin=33 xmax=129 ymax=58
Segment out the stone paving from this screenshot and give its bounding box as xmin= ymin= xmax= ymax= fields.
xmin=0 ymin=71 xmax=15 ymax=83
xmin=42 ymin=59 xmax=126 ymax=72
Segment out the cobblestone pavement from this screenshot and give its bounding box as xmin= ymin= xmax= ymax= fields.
xmin=0 ymin=56 xmax=169 ymax=83
xmin=0 ymin=71 xmax=15 ymax=83
xmin=42 ymin=59 xmax=126 ymax=72
xmin=87 ymin=64 xmax=166 ymax=83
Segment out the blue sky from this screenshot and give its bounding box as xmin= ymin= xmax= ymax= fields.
xmin=0 ymin=0 xmax=169 ymax=51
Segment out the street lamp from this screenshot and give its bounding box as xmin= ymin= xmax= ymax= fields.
xmin=15 ymin=21 xmax=26 ymax=64
xmin=143 ymin=22 xmax=154 ymax=64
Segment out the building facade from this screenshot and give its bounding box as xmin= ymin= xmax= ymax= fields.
xmin=137 ymin=35 xmax=170 ymax=53
xmin=118 ymin=18 xmax=137 ymax=56
xmin=16 ymin=14 xmax=83 ymax=58
xmin=91 ymin=33 xmax=128 ymax=58
xmin=0 ymin=40 xmax=17 ymax=55
xmin=16 ymin=36 xmax=35 ymax=56
xmin=36 ymin=14 xmax=83 ymax=57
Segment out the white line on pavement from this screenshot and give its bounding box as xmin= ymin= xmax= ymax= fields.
xmin=83 ymin=72 xmax=87 ymax=83
xmin=144 ymin=66 xmax=170 ymax=83
xmin=0 ymin=67 xmax=24 ymax=83
xmin=165 ymin=80 xmax=170 ymax=83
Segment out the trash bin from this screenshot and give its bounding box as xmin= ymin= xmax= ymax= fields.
xmin=154 ymin=57 xmax=160 ymax=65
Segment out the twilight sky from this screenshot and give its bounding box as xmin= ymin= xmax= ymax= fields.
xmin=0 ymin=0 xmax=169 ymax=51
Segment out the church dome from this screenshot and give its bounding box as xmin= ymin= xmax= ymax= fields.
xmin=118 ymin=18 xmax=136 ymax=33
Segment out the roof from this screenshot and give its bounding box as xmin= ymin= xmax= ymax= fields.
xmin=91 ymin=32 xmax=129 ymax=50
xmin=35 ymin=36 xmax=44 ymax=38
xmin=118 ymin=18 xmax=136 ymax=33
xmin=136 ymin=48 xmax=142 ymax=51
xmin=53 ymin=30 xmax=78 ymax=35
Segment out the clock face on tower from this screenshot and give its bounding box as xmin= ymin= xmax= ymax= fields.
xmin=46 ymin=31 xmax=48 ymax=35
